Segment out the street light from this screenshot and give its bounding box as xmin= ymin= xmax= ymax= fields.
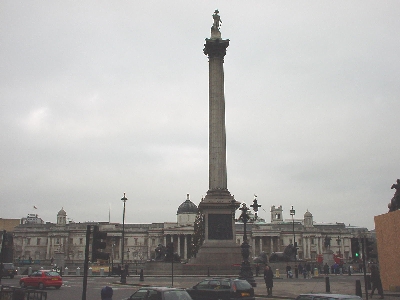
xmin=289 ymin=205 xmax=297 ymax=277
xmin=336 ymin=235 xmax=341 ymax=257
xmin=238 ymin=203 xmax=256 ymax=287
xmin=120 ymin=193 xmax=128 ymax=283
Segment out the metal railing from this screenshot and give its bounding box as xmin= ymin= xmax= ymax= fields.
xmin=0 ymin=286 xmax=47 ymax=300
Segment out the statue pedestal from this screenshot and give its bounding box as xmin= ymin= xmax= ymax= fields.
xmin=323 ymin=249 xmax=334 ymax=267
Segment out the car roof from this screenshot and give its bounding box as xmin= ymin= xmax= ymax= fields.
xmin=138 ymin=287 xmax=186 ymax=291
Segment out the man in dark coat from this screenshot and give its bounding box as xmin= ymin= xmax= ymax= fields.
xmin=264 ymin=265 xmax=274 ymax=297
xmin=370 ymin=265 xmax=384 ymax=299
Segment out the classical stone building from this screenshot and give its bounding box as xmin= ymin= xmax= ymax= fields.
xmin=9 ymin=197 xmax=371 ymax=268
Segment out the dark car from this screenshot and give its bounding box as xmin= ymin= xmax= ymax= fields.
xmin=20 ymin=270 xmax=62 ymax=290
xmin=1 ymin=263 xmax=17 ymax=278
xmin=127 ymin=286 xmax=193 ymax=300
xmin=187 ymin=278 xmax=255 ymax=300
xmin=295 ymin=294 xmax=363 ymax=300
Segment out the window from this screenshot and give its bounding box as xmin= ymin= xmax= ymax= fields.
xmin=55 ymin=238 xmax=60 ymax=245
xmin=27 ymin=238 xmax=31 ymax=245
xmin=134 ymin=238 xmax=138 ymax=246
xmin=289 ymin=238 xmax=292 ymax=244
xmin=79 ymin=238 xmax=83 ymax=245
xmin=37 ymin=238 xmax=41 ymax=246
xmin=152 ymin=238 xmax=155 ymax=246
xmin=69 ymin=238 xmax=73 ymax=245
xmin=311 ymin=238 xmax=315 ymax=245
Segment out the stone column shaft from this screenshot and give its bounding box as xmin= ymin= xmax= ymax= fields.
xmin=209 ymin=56 xmax=227 ymax=190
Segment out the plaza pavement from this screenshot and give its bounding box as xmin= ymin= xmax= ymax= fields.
xmin=113 ymin=273 xmax=400 ymax=299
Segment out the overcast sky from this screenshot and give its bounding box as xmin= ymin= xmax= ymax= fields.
xmin=1 ymin=1 xmax=399 ymax=230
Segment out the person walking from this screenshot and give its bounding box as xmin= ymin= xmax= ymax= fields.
xmin=286 ymin=264 xmax=292 ymax=278
xmin=101 ymin=286 xmax=113 ymax=300
xmin=370 ymin=265 xmax=384 ymax=299
xmin=264 ymin=265 xmax=274 ymax=297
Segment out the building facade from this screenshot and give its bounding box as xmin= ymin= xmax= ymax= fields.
xmin=8 ymin=197 xmax=371 ymax=268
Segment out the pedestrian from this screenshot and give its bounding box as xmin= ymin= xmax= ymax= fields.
xmin=255 ymin=264 xmax=260 ymax=277
xmin=370 ymin=265 xmax=384 ymax=299
xmin=286 ymin=264 xmax=292 ymax=278
xmin=298 ymin=263 xmax=303 ymax=275
xmin=264 ymin=265 xmax=274 ymax=297
xmin=101 ymin=286 xmax=113 ymax=300
xmin=306 ymin=262 xmax=311 ymax=278
xmin=324 ymin=263 xmax=329 ymax=275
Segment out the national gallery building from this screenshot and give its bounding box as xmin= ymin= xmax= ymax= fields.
xmin=8 ymin=195 xmax=371 ymax=267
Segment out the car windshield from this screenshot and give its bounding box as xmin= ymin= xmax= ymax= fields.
xmin=3 ymin=264 xmax=15 ymax=269
xmin=45 ymin=271 xmax=60 ymax=276
xmin=164 ymin=290 xmax=192 ymax=300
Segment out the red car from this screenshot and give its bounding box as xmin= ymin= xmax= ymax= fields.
xmin=20 ymin=270 xmax=62 ymax=290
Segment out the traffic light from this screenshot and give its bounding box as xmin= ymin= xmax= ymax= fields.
xmin=92 ymin=225 xmax=109 ymax=262
xmin=365 ymin=238 xmax=377 ymax=260
xmin=351 ymin=238 xmax=360 ymax=260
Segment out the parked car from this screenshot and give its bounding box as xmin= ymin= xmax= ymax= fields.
xmin=1 ymin=263 xmax=17 ymax=278
xmin=186 ymin=277 xmax=255 ymax=300
xmin=127 ymin=286 xmax=193 ymax=300
xmin=295 ymin=294 xmax=363 ymax=300
xmin=19 ymin=270 xmax=62 ymax=290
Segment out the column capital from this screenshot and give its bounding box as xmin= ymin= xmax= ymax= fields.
xmin=204 ymin=38 xmax=230 ymax=58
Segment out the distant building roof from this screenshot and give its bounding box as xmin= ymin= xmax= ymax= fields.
xmin=177 ymin=194 xmax=198 ymax=214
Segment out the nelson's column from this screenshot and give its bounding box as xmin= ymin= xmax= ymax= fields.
xmin=191 ymin=10 xmax=242 ymax=266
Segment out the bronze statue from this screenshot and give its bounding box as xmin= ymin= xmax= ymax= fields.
xmin=324 ymin=236 xmax=331 ymax=249
xmin=388 ymin=179 xmax=400 ymax=212
xmin=212 ymin=9 xmax=222 ymax=30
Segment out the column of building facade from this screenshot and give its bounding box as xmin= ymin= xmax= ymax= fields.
xmin=147 ymin=237 xmax=151 ymax=260
xmin=46 ymin=236 xmax=50 ymax=259
xmin=259 ymin=237 xmax=263 ymax=255
xmin=270 ymin=237 xmax=274 ymax=254
xmin=183 ymin=235 xmax=187 ymax=260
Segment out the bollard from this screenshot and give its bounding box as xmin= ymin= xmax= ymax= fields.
xmin=121 ymin=269 xmax=127 ymax=284
xmin=100 ymin=268 xmax=104 ymax=276
xmin=275 ymin=269 xmax=280 ymax=278
xmin=88 ymin=267 xmax=92 ymax=276
xmin=314 ymin=268 xmax=319 ymax=277
xmin=355 ymin=280 xmax=362 ymax=297
xmin=139 ymin=269 xmax=144 ymax=282
xmin=64 ymin=267 xmax=68 ymax=275
xmin=325 ymin=277 xmax=330 ymax=293
xmin=76 ymin=267 xmax=80 ymax=276
xmin=28 ymin=267 xmax=32 ymax=275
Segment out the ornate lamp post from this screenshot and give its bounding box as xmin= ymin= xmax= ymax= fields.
xmin=120 ymin=193 xmax=128 ymax=283
xmin=290 ymin=205 xmax=297 ymax=277
xmin=238 ymin=203 xmax=256 ymax=287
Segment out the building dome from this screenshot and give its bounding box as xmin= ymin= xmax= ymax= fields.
xmin=57 ymin=207 xmax=67 ymax=216
xmin=304 ymin=210 xmax=312 ymax=217
xmin=177 ymin=194 xmax=198 ymax=214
